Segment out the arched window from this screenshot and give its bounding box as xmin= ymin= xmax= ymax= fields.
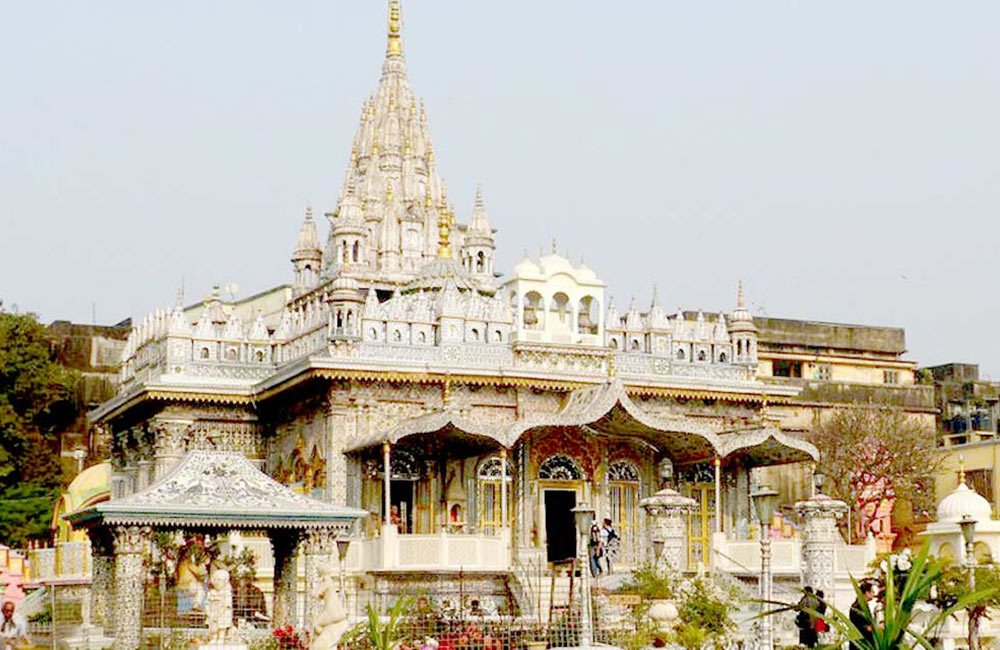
xmin=345 ymin=311 xmax=354 ymax=335
xmin=225 ymin=348 xmax=237 ymax=361
xmin=393 ymin=329 xmax=403 ymax=342
xmin=630 ymin=339 xmax=641 ymax=351
xmin=737 ymin=340 xmax=743 ymax=356
xmin=578 ymin=296 xmax=598 ymax=335
xmin=478 ymin=456 xmax=513 ymax=480
xmin=493 ymin=329 xmax=502 ymax=342
xmin=417 ymin=331 xmax=426 ymax=344
xmin=339 ymin=240 xmax=347 ymax=263
xmin=719 ymin=352 xmax=727 ymax=363
xmin=697 ymin=350 xmax=707 ymax=362
xmin=476 ymin=251 xmax=486 ymax=273
xmin=255 ymin=350 xmax=265 ymax=362
xmin=538 ymin=454 xmax=583 ymax=480
xmin=352 ymin=240 xmax=360 ymax=263
xmin=471 ymin=328 xmax=480 ymax=341
xmin=550 ymin=293 xmax=570 ymax=332
xmin=608 ymin=460 xmax=640 ymax=483
xmin=610 ymin=338 xmax=619 ymax=349
xmin=523 ymin=292 xmax=543 ymax=330
xmin=608 ymin=460 xmax=641 ymax=567
xmin=200 ymin=347 xmax=210 ymax=359
xmin=369 ymin=327 xmax=378 ymax=341
xmin=676 ymin=348 xmax=685 ymax=360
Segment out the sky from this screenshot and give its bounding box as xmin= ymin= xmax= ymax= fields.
xmin=1 ymin=1 xmax=998 ymax=377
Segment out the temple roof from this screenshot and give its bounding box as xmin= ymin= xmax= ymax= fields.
xmin=66 ymin=451 xmax=366 ymax=530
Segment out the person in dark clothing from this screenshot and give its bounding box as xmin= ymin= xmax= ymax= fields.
xmin=795 ymin=586 xmax=819 ymax=648
xmin=814 ymin=589 xmax=829 ymax=636
xmin=849 ymin=581 xmax=877 ymax=650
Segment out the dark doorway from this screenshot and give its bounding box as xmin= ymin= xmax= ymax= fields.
xmin=544 ymin=489 xmax=577 ymax=563
xmin=390 ymin=480 xmax=414 ymax=533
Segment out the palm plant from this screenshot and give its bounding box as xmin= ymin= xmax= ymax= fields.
xmin=361 ymin=596 xmax=415 ymax=650
xmin=793 ymin=543 xmax=992 ymax=649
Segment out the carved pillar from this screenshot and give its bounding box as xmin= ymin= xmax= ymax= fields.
xmin=87 ymin=530 xmax=114 ymax=629
xmin=640 ymin=488 xmax=696 ymax=572
xmin=795 ymin=493 xmax=848 ymax=597
xmin=152 ymin=420 xmax=190 ymax=480
xmin=303 ymin=528 xmax=337 ymax=629
xmin=327 ymin=403 xmax=356 ymax=506
xmin=137 ymin=460 xmax=154 ymax=491
xmin=270 ymin=529 xmax=302 ymax=628
xmin=112 ymin=525 xmax=150 ymax=650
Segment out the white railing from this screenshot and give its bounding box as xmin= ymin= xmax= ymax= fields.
xmin=343 ymin=530 xmax=509 ymax=572
xmin=713 ymin=539 xmax=802 ymax=574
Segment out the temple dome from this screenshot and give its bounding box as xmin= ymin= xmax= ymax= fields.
xmin=937 ymin=480 xmax=992 ymax=523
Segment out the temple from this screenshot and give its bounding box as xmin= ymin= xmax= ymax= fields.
xmin=60 ymin=2 xmax=881 ymax=647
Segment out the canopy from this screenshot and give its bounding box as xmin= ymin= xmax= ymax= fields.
xmin=66 ymin=451 xmax=367 ymax=531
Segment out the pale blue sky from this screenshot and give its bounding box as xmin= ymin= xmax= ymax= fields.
xmin=1 ymin=1 xmax=998 ymax=376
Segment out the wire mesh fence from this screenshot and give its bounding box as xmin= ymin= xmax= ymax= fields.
xmin=26 ymin=562 xmax=760 ymax=650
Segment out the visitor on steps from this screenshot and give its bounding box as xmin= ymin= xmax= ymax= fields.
xmin=588 ymin=521 xmax=603 ymax=576
xmin=601 ymin=518 xmax=619 ymax=575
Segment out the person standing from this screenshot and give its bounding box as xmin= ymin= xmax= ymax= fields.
xmin=588 ymin=521 xmax=603 ymax=577
xmin=795 ymin=586 xmax=818 ymax=648
xmin=0 ymin=601 xmax=28 ymax=650
xmin=849 ymin=581 xmax=876 ymax=650
xmin=600 ymin=518 xmax=619 ymax=575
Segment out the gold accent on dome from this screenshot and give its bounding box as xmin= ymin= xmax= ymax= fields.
xmin=959 ymin=455 xmax=966 ymax=485
xmin=437 ymin=206 xmax=452 ymax=259
xmin=387 ymin=0 xmax=403 ymax=56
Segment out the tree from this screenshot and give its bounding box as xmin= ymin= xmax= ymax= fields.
xmin=810 ymin=405 xmax=940 ymax=545
xmin=0 ymin=301 xmax=78 ymax=546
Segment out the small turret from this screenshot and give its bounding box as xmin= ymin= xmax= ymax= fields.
xmin=461 ymin=185 xmax=496 ymax=283
xmin=292 ymin=206 xmax=323 ymax=291
xmin=728 ymin=281 xmax=758 ymax=368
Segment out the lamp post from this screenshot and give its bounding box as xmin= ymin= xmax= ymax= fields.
xmin=751 ymin=485 xmax=779 ymax=650
xmin=572 ymin=503 xmax=596 ymax=647
xmin=812 ymin=470 xmax=826 ymax=498
xmin=336 ymin=537 xmax=351 ymax=610
xmin=958 ymin=515 xmax=978 ymax=650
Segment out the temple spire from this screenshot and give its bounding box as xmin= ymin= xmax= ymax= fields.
xmin=387 ymin=0 xmax=403 ymax=57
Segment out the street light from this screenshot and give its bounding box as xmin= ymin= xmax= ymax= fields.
xmin=571 ymin=503 xmax=596 ymax=647
xmin=336 ymin=537 xmax=351 ymax=609
xmin=812 ymin=470 xmax=826 ymax=497
xmin=958 ymin=515 xmax=978 ymax=650
xmin=751 ymin=485 xmax=779 ymax=650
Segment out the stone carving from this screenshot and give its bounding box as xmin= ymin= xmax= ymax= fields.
xmin=795 ymin=493 xmax=848 ymax=597
xmin=204 ymin=569 xmax=235 ymax=644
xmin=310 ymin=562 xmax=350 ymax=650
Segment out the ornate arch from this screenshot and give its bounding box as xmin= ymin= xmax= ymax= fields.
xmin=538 ymin=454 xmax=583 ymax=481
xmin=477 ymin=456 xmax=512 ymax=480
xmin=608 ymin=459 xmax=640 ymax=483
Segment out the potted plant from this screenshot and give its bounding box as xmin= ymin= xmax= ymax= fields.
xmin=613 ymin=565 xmax=681 ymax=631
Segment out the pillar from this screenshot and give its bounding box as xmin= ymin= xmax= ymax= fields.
xmin=270 ymin=530 xmax=303 ymax=628
xmin=87 ymin=530 xmax=114 ymax=629
xmin=137 ymin=460 xmax=154 ymax=491
xmin=640 ymin=488 xmax=696 ymax=572
xmin=500 ymin=449 xmax=509 ymax=527
xmin=794 ymin=493 xmax=848 ymax=597
xmin=303 ymin=528 xmax=336 ymax=629
xmin=382 ymin=442 xmax=392 ymax=528
xmin=714 ymin=457 xmax=722 ymax=534
xmin=111 ymin=525 xmax=150 ymax=650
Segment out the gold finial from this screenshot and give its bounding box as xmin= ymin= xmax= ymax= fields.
xmin=386 ymin=184 xmax=394 ymax=201
xmin=387 ymin=0 xmax=403 ymax=56
xmin=437 ymin=205 xmax=452 ymax=258
xmin=305 ymin=205 xmax=313 ymax=220
xmin=959 ymin=455 xmax=966 ymax=485
xmin=424 ymin=189 xmax=432 ymax=209
xmin=738 ymin=280 xmax=746 ymax=309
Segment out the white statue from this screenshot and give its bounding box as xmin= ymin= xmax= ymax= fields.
xmin=204 ymin=569 xmax=234 ymax=645
xmin=310 ymin=563 xmax=349 ymax=650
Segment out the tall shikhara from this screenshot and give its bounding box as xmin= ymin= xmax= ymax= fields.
xmin=322 ymin=0 xmax=495 ymax=292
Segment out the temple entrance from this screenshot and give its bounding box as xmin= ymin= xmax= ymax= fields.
xmin=685 ymin=483 xmax=715 ymax=569
xmin=391 ymin=480 xmax=415 ymax=533
xmin=544 ymin=489 xmax=577 ymax=563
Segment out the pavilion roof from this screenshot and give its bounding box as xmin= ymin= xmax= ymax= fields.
xmin=66 ymin=451 xmax=367 ymax=531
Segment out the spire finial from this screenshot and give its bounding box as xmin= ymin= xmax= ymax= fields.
xmin=305 ymin=205 xmax=313 ymax=221
xmin=475 ymin=184 xmax=485 ymax=209
xmin=387 ymin=0 xmax=403 ymax=57
xmin=437 ymin=206 xmax=452 ymax=259
xmin=651 ymin=283 xmax=660 ymax=308
xmin=737 ymin=280 xmax=746 ymax=309
xmin=959 ymin=455 xmax=966 ymax=485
